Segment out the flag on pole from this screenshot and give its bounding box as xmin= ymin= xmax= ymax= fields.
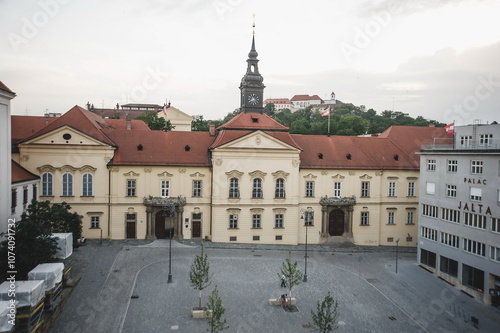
xmin=444 ymin=122 xmax=455 ymax=133
xmin=321 ymin=107 xmax=330 ymax=116
xmin=162 ymin=104 xmax=167 ymax=116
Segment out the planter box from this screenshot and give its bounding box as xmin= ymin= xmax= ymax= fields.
xmin=192 ymin=309 xmax=212 ymax=319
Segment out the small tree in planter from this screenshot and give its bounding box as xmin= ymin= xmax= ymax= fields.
xmin=309 ymin=292 xmax=340 ymax=332
xmin=277 ymin=251 xmax=303 ymax=308
xmin=204 ymin=285 xmax=229 ymax=333
xmin=189 ymin=244 xmax=212 ymax=311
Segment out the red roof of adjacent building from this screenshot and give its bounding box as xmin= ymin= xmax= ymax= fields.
xmin=11 ymin=115 xmax=59 ymax=143
xmin=12 ymin=160 xmax=39 ymax=183
xmin=290 ymin=94 xmax=323 ymax=102
xmin=217 ymin=112 xmax=289 ymax=131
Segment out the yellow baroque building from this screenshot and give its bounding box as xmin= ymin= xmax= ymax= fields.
xmin=11 ymin=34 xmax=451 ymax=247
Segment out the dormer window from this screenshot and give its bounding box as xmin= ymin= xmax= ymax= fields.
xmin=137 ymin=144 xmax=143 ymax=151
xmin=318 ymin=153 xmax=323 ymax=159
xmin=251 ymin=117 xmax=259 ymax=123
xmin=185 ymin=145 xmax=190 ymax=152
xmin=346 ymin=154 xmax=352 ymax=160
xmin=394 ymin=154 xmax=399 ymax=161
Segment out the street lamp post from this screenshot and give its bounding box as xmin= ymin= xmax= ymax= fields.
xmin=395 ymin=237 xmax=400 ymax=274
xmin=301 ymin=207 xmax=313 ymax=282
xmin=163 ymin=203 xmax=175 ymax=283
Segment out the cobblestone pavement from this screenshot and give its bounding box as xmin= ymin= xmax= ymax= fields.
xmin=49 ymin=240 xmax=500 ymax=333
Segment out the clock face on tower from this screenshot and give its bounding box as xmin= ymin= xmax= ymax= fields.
xmin=247 ymin=93 xmax=259 ymax=106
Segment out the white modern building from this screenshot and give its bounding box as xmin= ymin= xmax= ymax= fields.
xmin=418 ymin=121 xmax=500 ymax=306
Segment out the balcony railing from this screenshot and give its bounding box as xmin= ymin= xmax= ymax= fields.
xmin=422 ymin=138 xmax=500 ymax=151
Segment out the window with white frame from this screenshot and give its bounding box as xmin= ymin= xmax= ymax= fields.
xmin=305 ymin=181 xmax=314 ymax=197
xmin=460 ymin=135 xmax=472 ymax=148
xmin=493 ymin=217 xmax=500 ymax=233
xmin=463 ymin=238 xmax=486 ymax=257
xmin=252 ymin=214 xmax=261 ymax=228
xmin=440 ymin=232 xmax=459 ymax=248
xmin=42 ymin=172 xmax=53 ymax=196
xmin=446 ymin=184 xmax=457 ymax=198
xmin=126 ymin=179 xmax=136 ymax=197
xmin=275 ymin=178 xmax=285 ymax=198
xmin=406 ymin=211 xmax=414 ymax=225
xmin=421 ymin=226 xmax=437 ymax=241
xmin=387 ymin=212 xmax=395 ymax=225
xmin=471 ymin=160 xmax=483 ymax=174
xmin=464 ymin=212 xmax=486 ymax=229
xmin=62 ymin=172 xmax=73 ymax=196
xmin=479 ymin=134 xmax=493 ymax=147
xmin=333 ymin=182 xmax=341 ymax=197
xmin=161 ymin=180 xmax=170 ymax=198
xmin=275 ymin=214 xmax=284 ymax=228
xmin=427 ymin=159 xmax=436 ymax=171
xmin=491 ymin=246 xmax=500 ymax=262
xmin=229 ymin=178 xmax=239 ymax=198
xmin=361 ymin=181 xmax=370 ymax=197
xmin=422 ymin=204 xmax=438 ymax=218
xmin=90 ymin=216 xmax=100 ymax=228
xmin=360 ymin=212 xmax=369 ymax=226
xmin=447 ymin=160 xmax=458 ymax=173
xmin=426 ymin=182 xmax=435 ymax=195
xmin=441 ymin=208 xmax=460 ymax=223
xmin=192 ymin=180 xmax=202 ymax=197
xmin=82 ymin=173 xmax=93 ymax=196
xmin=470 ymin=187 xmax=482 ymax=201
xmin=229 ymin=214 xmax=238 ymax=229
xmin=252 ymin=178 xmax=263 ymax=198
xmin=388 ymin=182 xmax=396 ymax=197
xmin=407 ymin=182 xmax=415 ymax=197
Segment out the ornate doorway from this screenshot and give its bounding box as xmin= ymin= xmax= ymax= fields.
xmin=155 ymin=210 xmax=174 ymax=239
xmin=329 ymin=209 xmax=345 ymax=236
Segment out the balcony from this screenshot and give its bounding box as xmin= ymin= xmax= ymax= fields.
xmin=422 ymin=138 xmax=500 ymax=151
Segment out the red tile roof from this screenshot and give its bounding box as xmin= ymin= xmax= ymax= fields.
xmin=217 ymin=112 xmax=289 ymax=131
xmin=11 ymin=115 xmax=58 ymax=142
xmin=210 ymin=130 xmax=302 ymax=150
xmin=0 ymin=81 xmax=15 ymax=95
xmin=109 ymin=130 xmax=214 ymax=166
xmin=290 ymin=94 xmax=323 ymax=101
xmin=12 ymin=160 xmax=39 ymax=183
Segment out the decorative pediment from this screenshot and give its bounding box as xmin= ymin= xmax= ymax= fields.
xmin=406 ymin=176 xmax=418 ymax=180
xmin=272 ymin=170 xmax=289 ymax=180
xmin=60 ymin=165 xmax=77 ymax=173
xmin=250 ymin=208 xmax=264 ymax=214
xmin=37 ymin=165 xmax=56 ymax=173
xmin=80 ymin=165 xmax=97 ymax=173
xmin=157 ymin=171 xmax=173 ymax=178
xmin=359 ymin=174 xmax=372 ymax=180
xmin=249 ymin=170 xmax=267 ymax=180
xmin=272 ymin=208 xmax=287 ymax=214
xmin=225 ymin=170 xmax=244 ymax=179
xmin=218 ymin=131 xmax=299 ymax=151
xmin=331 ymin=174 xmax=345 ymax=180
xmin=190 ymin=172 xmax=205 ymax=180
xmin=387 ymin=176 xmax=399 ymax=180
xmin=22 ymin=125 xmax=111 ymax=146
xmin=226 ymin=208 xmax=241 ymax=214
xmin=124 ymin=171 xmax=140 ymax=177
xmin=303 ymin=173 xmax=317 ymax=180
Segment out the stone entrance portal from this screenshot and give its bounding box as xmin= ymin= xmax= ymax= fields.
xmin=329 ymin=209 xmax=345 ymax=236
xmin=320 ymin=196 xmax=356 ymax=240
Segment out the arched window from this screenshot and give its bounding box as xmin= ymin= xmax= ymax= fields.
xmin=62 ymin=172 xmax=73 ymax=196
xmin=42 ymin=172 xmax=53 ymax=196
xmin=275 ymin=178 xmax=285 ymax=198
xmin=82 ymin=173 xmax=93 ymax=196
xmin=229 ymin=178 xmax=239 ymax=198
xmin=252 ymin=178 xmax=262 ymax=198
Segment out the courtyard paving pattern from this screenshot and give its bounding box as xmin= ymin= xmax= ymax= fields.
xmin=49 ymin=240 xmax=500 ymax=333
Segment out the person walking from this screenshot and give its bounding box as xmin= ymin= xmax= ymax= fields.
xmin=280 ymin=274 xmax=286 ymax=287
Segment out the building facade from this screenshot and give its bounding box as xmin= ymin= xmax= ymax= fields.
xmin=263 ymin=98 xmax=293 ymax=111
xmin=418 ymin=121 xmax=500 ymax=305
xmin=11 ymin=34 xmax=451 ymax=247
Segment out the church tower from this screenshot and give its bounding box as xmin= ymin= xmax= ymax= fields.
xmin=239 ymin=25 xmax=265 ymax=114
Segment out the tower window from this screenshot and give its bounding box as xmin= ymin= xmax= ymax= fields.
xmin=251 ymin=65 xmax=255 ymax=73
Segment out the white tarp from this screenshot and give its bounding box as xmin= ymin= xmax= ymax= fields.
xmin=28 ymin=263 xmax=64 ymax=291
xmin=0 ymin=280 xmax=44 ymax=308
xmin=52 ymin=233 xmax=73 ymax=259
xmin=0 ymin=300 xmax=15 ymax=333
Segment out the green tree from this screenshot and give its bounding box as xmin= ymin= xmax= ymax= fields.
xmin=189 ymin=244 xmax=212 ymax=309
xmin=204 ymin=285 xmax=229 ymax=333
xmin=135 ymin=110 xmax=169 ymax=131
xmin=192 ymin=115 xmax=210 ymax=131
xmin=309 ymin=292 xmax=340 ymax=332
xmin=263 ymin=102 xmax=276 ymax=116
xmin=25 ymin=200 xmax=83 ymax=246
xmin=0 ymin=211 xmax=58 ymax=280
xmin=278 ymin=251 xmax=303 ymax=308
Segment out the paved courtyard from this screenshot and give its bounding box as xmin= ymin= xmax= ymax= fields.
xmin=49 ymin=240 xmax=500 ymax=333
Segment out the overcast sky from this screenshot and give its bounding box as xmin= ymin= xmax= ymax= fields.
xmin=2 ymin=0 xmax=499 ymax=125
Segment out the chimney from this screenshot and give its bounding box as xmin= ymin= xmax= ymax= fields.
xmin=126 ymin=113 xmax=131 ymax=130
xmin=209 ymin=121 xmax=215 ymax=136
xmin=45 ymin=114 xmax=49 ymax=125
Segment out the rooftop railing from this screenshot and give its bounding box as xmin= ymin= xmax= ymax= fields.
xmin=422 ymin=138 xmax=500 ymax=150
